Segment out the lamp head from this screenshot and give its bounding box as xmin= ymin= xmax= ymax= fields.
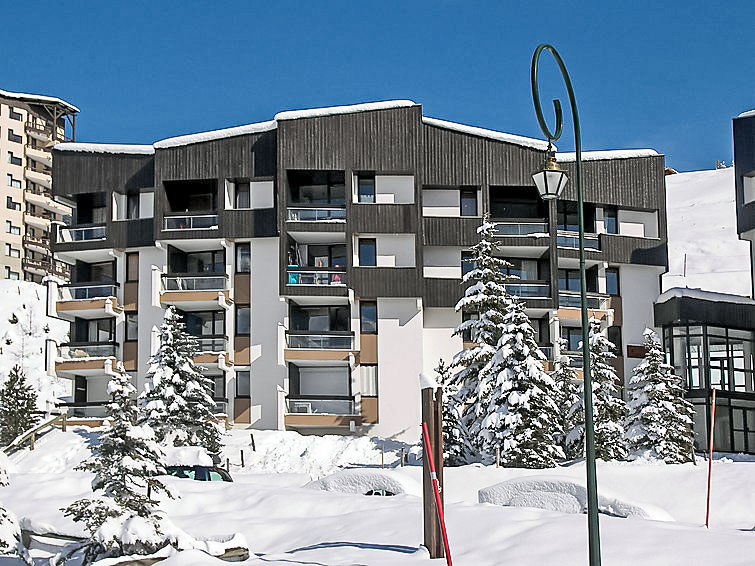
xmin=532 ymin=154 xmax=568 ymax=200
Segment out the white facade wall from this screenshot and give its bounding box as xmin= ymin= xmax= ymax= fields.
xmin=421 ymin=308 xmax=462 ymax=376
xmin=618 ymin=209 xmax=659 ymax=238
xmin=377 ymin=234 xmax=415 ymax=267
xmin=374 ymin=175 xmax=414 ymax=204
xmin=251 ymin=181 xmax=274 ymax=209
xmin=0 ymin=103 xmax=26 ymax=279
xmin=136 ymin=246 xmax=168 ymax=394
xmin=423 ymin=246 xmax=463 ymax=279
xmin=422 ymin=189 xmax=459 ymax=217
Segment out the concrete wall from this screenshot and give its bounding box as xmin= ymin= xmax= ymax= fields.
xmin=376 ymin=234 xmax=415 ymax=267
xmin=423 ymin=246 xmax=463 ymax=278
xmin=137 ymin=246 xmax=168 ymax=394
xmin=618 ymin=209 xmax=659 ymax=238
xmin=375 ymin=175 xmax=414 ymax=204
xmin=421 ymin=307 xmax=461 ymax=376
xmin=422 ymin=189 xmax=459 ymax=217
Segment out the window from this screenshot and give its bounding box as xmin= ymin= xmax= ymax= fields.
xmin=127 ymin=193 xmax=140 ymax=219
xmin=502 ymin=259 xmax=538 ymax=280
xmin=558 ymin=269 xmax=581 ymax=291
xmin=360 ymin=301 xmax=377 ymax=334
xmin=6 ymin=197 xmax=20 ymax=211
xmin=290 ymin=304 xmax=349 ymax=332
xmin=357 ymin=173 xmax=375 ymax=203
xmin=7 ymin=152 xmax=21 ymax=166
xmin=603 ymin=206 xmax=618 ymax=234
xmin=125 ymin=313 xmax=138 ymax=341
xmin=8 ymin=107 xmax=21 ymax=121
xmin=213 ymin=375 xmax=225 ymax=400
xmin=358 ymin=238 xmax=376 ymax=267
xmin=235 ymin=181 xmax=250 ymax=209
xmin=4 ymin=267 xmax=19 ymax=280
xmin=236 ymin=306 xmax=250 ymax=335
xmin=461 ymin=251 xmax=475 ymax=276
xmin=5 ymin=221 xmax=20 ymax=235
xmin=605 ymin=268 xmax=620 ymax=295
xmin=460 ymin=188 xmax=478 ymax=217
xmin=236 ymin=243 xmax=250 ymax=273
xmin=7 ymin=129 xmax=21 ymax=143
xmin=236 ymin=370 xmax=251 ymax=398
xmin=289 ymin=170 xmax=345 ymax=205
xmin=5 ymin=244 xmax=19 ymax=258
xmin=561 ymin=327 xmax=583 ymax=352
xmin=608 ymin=326 xmax=622 ymax=354
xmin=557 ymin=201 xmax=579 ymax=231
xmin=7 ymin=174 xmax=20 ymax=189
xmin=184 ymin=311 xmax=224 ymax=336
xmin=125 ymin=253 xmax=139 ymax=282
xmin=361 ymin=365 xmax=378 ymax=396
xmin=461 ymin=311 xmax=480 ymax=342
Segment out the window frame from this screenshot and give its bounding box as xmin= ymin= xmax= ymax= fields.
xmin=236 ymin=243 xmax=251 ymax=273
xmin=235 ymin=181 xmax=251 ymax=209
xmin=235 ymin=305 xmax=251 ymax=336
xmin=358 ymin=238 xmax=377 ymax=267
xmin=360 ymin=301 xmax=378 ymax=334
xmin=603 ymin=206 xmax=618 ymax=234
xmin=126 ymin=252 xmax=139 ymax=282
xmin=460 ymin=188 xmax=478 ymax=217
xmin=235 ymin=370 xmax=251 ymax=398
xmin=357 ymin=173 xmax=376 ymax=204
xmin=125 ymin=313 xmax=139 ymax=342
xmin=605 ymin=267 xmax=620 ymax=295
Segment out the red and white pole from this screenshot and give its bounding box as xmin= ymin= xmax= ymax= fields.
xmin=422 ymin=421 xmax=453 ymax=566
xmin=705 ymin=387 xmax=717 ymax=528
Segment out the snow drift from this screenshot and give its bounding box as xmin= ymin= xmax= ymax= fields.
xmin=306 ymin=469 xmax=422 ymax=497
xmin=478 ymin=476 xmax=673 ymax=521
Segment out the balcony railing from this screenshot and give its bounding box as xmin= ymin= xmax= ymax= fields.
xmin=286 ymin=207 xmax=346 ymax=222
xmin=212 ymin=401 xmax=228 ymax=416
xmin=540 ymin=346 xmax=553 ymax=361
xmin=163 ymin=214 xmax=218 ymax=230
xmin=57 ymin=402 xmax=108 ymax=419
xmin=286 ymin=269 xmax=346 ymax=286
xmin=557 ymin=231 xmax=600 ymax=250
xmin=494 ymin=222 xmax=549 ymax=237
xmin=286 ymin=397 xmax=356 ymax=415
xmin=286 ymin=333 xmax=354 ymax=350
xmin=25 ymin=121 xmax=53 ymax=136
xmin=504 ymin=282 xmax=550 ymax=298
xmin=59 ymin=225 xmax=107 ymax=242
xmin=562 ymin=352 xmax=584 ymax=368
xmin=162 ymin=274 xmax=227 ymax=291
xmin=193 ymin=336 xmax=227 ymax=352
xmin=558 ymin=290 xmax=610 ymax=310
xmin=59 ymin=283 xmax=118 ymax=301
xmin=22 ymin=258 xmax=69 ymax=278
xmin=57 ymin=342 xmax=118 ymax=360
xmin=23 ymin=236 xmax=50 ymax=250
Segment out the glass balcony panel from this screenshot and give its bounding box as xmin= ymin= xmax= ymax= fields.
xmin=286 ymin=334 xmax=353 ymax=350
xmin=194 ymin=337 xmax=227 ymax=352
xmin=59 ymin=284 xmax=118 ymax=301
xmin=558 ymin=291 xmax=609 ymax=310
xmin=162 ymin=275 xmax=227 ymax=291
xmin=57 ymin=343 xmax=118 ymax=359
xmin=286 ymin=398 xmax=355 ymax=415
xmin=59 ymin=225 xmax=106 ymax=242
xmin=493 ymin=222 xmax=548 ymax=236
xmin=557 ymin=231 xmax=600 ymax=250
xmin=504 ymin=283 xmax=550 ymax=298
xmin=286 ymin=208 xmax=346 ymax=222
xmin=163 ymin=214 xmax=219 ymax=230
xmin=286 ymin=270 xmax=346 ymax=286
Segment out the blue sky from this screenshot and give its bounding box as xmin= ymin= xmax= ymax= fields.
xmin=5 ymin=1 xmax=753 ymax=171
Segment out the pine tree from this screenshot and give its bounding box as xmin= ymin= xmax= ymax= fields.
xmin=436 ymin=359 xmax=472 ymax=466
xmin=64 ymin=368 xmax=171 ymax=562
xmin=478 ymin=296 xmax=565 ymax=468
xmin=451 ymin=217 xmax=514 ymax=459
xmin=625 ymin=328 xmax=695 ymax=463
xmin=0 ymin=457 xmax=31 ymax=564
xmin=551 ymin=340 xmax=581 ymax=460
xmin=569 ymin=318 xmax=628 ymax=461
xmin=140 ymin=307 xmax=222 ymax=458
xmin=0 ymin=366 xmax=38 ymax=446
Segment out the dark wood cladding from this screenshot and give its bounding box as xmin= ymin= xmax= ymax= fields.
xmin=52 ymin=150 xmax=154 ymax=195
xmin=349 ymin=204 xmax=417 ymax=234
xmin=422 ymin=217 xmax=480 ymax=246
xmin=222 ymin=209 xmax=277 ymax=239
xmin=111 ymin=218 xmax=155 ymax=248
xmin=423 ymin=277 xmax=555 ymax=309
xmin=283 ymin=284 xmax=349 ymax=298
xmin=655 ymin=295 xmax=755 ymax=329
xmin=599 ymin=234 xmax=668 ymax=267
xmin=734 ymin=115 xmax=755 ymax=234
xmin=351 ymin=267 xmax=420 ymax=298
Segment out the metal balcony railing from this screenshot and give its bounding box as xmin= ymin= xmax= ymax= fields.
xmin=286 ymin=207 xmax=346 ymax=222
xmin=212 ymin=401 xmax=228 ymax=416
xmin=163 ymin=214 xmax=218 ymax=230
xmin=286 ymin=269 xmax=346 ymax=286
xmin=286 ymin=333 xmax=354 ymax=350
xmin=557 ymin=230 xmax=600 ymax=250
xmin=59 ymin=225 xmax=107 ymax=242
xmin=161 ymin=274 xmax=227 ymax=291
xmin=504 ymin=282 xmax=550 ymax=298
xmin=59 ymin=283 xmax=118 ymax=301
xmin=57 ymin=342 xmax=118 ymax=360
xmin=286 ymin=397 xmax=356 ymax=415
xmin=193 ymin=336 xmax=227 ymax=352
xmin=558 ymin=291 xmax=610 ymax=310
xmin=57 ymin=402 xmax=109 ymax=419
xmin=494 ymin=222 xmax=549 ymax=236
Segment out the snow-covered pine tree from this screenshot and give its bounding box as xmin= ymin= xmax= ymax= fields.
xmin=64 ymin=367 xmax=171 ymax=562
xmin=569 ymin=318 xmax=628 ymax=461
xmin=551 ymin=339 xmax=582 ymax=460
xmin=0 ymin=455 xmax=31 ymax=564
xmin=140 ymin=307 xmax=222 ymax=458
xmin=478 ymin=293 xmax=565 ymax=468
xmin=451 ymin=216 xmax=514 ymax=459
xmin=0 ymin=365 xmax=38 ymax=446
xmin=625 ymin=328 xmax=695 ymax=463
xmin=436 ymin=359 xmax=472 ymax=466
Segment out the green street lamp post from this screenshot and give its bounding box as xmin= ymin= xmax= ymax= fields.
xmin=530 ymin=43 xmax=602 ymax=566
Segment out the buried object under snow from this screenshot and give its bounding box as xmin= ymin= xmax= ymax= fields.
xmin=478 ymin=476 xmax=673 ymax=521
xmin=306 ymin=469 xmax=421 ymax=497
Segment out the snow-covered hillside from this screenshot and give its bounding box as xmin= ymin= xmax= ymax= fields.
xmin=663 ymin=168 xmax=751 ymax=296
xmin=0 ymin=281 xmax=69 ymax=410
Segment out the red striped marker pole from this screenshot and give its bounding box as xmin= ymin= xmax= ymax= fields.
xmin=422 ymin=421 xmax=453 ymax=566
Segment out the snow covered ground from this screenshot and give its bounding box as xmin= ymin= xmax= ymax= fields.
xmin=663 ymin=168 xmax=751 ymax=296
xmin=4 ymin=427 xmax=755 ymax=565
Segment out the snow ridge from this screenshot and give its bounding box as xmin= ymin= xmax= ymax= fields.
xmin=275 ymin=100 xmax=417 ymax=121
xmin=422 ymin=116 xmax=550 ymax=150
xmin=556 ymin=149 xmax=659 ymax=162
xmin=55 ymin=143 xmax=154 ymax=155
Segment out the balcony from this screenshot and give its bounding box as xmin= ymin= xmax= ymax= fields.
xmin=55 ymin=344 xmax=119 ymax=377
xmin=25 ymin=168 xmax=52 ymax=190
xmin=23 ymin=235 xmax=50 ymax=254
xmin=25 ymin=120 xmax=53 ymax=141
xmin=494 ymin=222 xmax=549 ymax=237
xmin=160 ymin=274 xmax=231 ymax=310
xmin=58 ymin=225 xmax=107 ymax=243
xmin=557 ymin=230 xmax=600 ymax=251
xmin=26 ymin=145 xmax=52 ymax=168
xmin=57 ymin=342 xmax=118 ymax=360
xmin=194 ymin=336 xmax=227 ymax=352
xmin=287 ymin=207 xmax=346 ymax=222
xmin=284 ymin=397 xmax=362 ymax=428
xmin=56 ymin=283 xmax=122 ymax=320
xmin=286 ymin=332 xmax=354 ymax=350
xmin=57 ymin=402 xmax=109 ymax=420
xmin=504 ymin=282 xmax=550 ymax=299
xmin=557 ymin=291 xmax=612 ymax=322
xmin=23 ymin=210 xmax=54 ymax=231
xmin=286 ymin=269 xmax=347 ymax=286
xmin=25 ymin=188 xmax=70 ymax=215
xmin=163 ymin=214 xmax=218 ymax=231
xmin=22 ymin=258 xmax=69 ymax=279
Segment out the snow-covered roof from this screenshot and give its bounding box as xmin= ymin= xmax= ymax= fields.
xmin=153 ymin=120 xmax=276 ymax=149
xmin=274 ymin=100 xmax=417 ymax=121
xmin=54 ymin=142 xmax=154 ymax=155
xmin=422 ymin=116 xmax=551 ymax=150
xmin=0 ymin=87 xmax=79 ymax=114
xmin=557 ymin=149 xmax=660 ymax=162
xmin=656 ymin=287 xmax=755 ymax=306
xmin=737 ymin=109 xmax=755 ymax=119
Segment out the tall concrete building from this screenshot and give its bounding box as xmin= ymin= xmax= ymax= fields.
xmin=47 ymin=101 xmax=668 ymax=440
xmin=0 ymin=88 xmax=78 ymax=282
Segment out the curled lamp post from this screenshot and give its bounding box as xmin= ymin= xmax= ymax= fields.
xmin=530 ymin=43 xmax=602 ymax=566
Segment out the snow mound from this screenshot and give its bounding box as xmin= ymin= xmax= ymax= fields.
xmin=163 ymin=446 xmax=213 ymax=467
xmin=306 ymin=469 xmax=421 ymax=497
xmin=478 ymin=476 xmax=673 ymax=521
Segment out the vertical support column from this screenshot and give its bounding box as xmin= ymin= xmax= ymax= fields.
xmin=422 ymin=386 xmax=444 ymax=559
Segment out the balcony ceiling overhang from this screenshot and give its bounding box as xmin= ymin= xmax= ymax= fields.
xmin=157 ymin=238 xmax=225 ymax=252
xmin=288 ymin=231 xmax=347 ymax=244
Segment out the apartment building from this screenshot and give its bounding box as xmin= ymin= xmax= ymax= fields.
xmin=48 ymin=101 xmax=668 ymax=440
xmin=0 ymin=88 xmax=77 ymax=282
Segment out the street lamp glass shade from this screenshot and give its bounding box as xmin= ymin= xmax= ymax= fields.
xmin=532 ymin=168 xmax=569 ymax=200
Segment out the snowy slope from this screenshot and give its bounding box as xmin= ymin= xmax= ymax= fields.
xmin=663 ymin=168 xmax=751 ymax=296
xmin=0 ymin=281 xmax=69 ymax=410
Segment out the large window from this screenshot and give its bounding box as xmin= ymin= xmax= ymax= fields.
xmin=460 ymin=188 xmax=478 ymax=217
xmin=236 ymin=243 xmax=251 ymax=273
xmin=290 ymin=305 xmax=349 ymax=332
xmin=558 ymin=269 xmax=581 ymax=291
xmin=603 ymin=206 xmax=618 ymax=234
xmin=357 ymin=173 xmax=375 ymax=203
xmin=358 ymin=239 xmax=377 ymax=267
xmin=236 ymin=306 xmax=250 ymax=335
xmin=502 ymin=259 xmax=539 ymax=280
xmin=605 ymin=268 xmax=620 ymax=295
xmin=360 ymin=301 xmax=377 ymax=334
xmin=125 ymin=314 xmax=138 ymax=342
xmin=213 ymin=375 xmax=226 ymax=400
xmin=461 ymin=251 xmax=475 ymax=276
xmin=461 ymin=311 xmax=480 ymax=342
xmin=561 ymin=327 xmax=583 ymax=352
xmin=235 ymin=181 xmax=251 ymax=209
xmin=184 ymin=311 xmax=224 ymax=337
xmin=289 ymin=171 xmax=345 ymax=205
xmin=168 ymin=248 xmax=225 ymax=274
xmin=236 ymin=370 xmax=250 ymax=398
xmin=126 ymin=253 xmax=139 ymax=282
xmin=73 ymin=318 xmax=115 ymax=343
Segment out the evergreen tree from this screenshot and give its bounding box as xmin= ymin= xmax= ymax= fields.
xmin=451 ymin=217 xmax=514 ymax=459
xmin=0 ymin=457 xmax=31 ymax=564
xmin=140 ymin=307 xmax=223 ymax=458
xmin=0 ymin=366 xmax=38 ymax=446
xmin=569 ymin=318 xmax=628 ymax=461
xmin=436 ymin=359 xmax=472 ymax=466
xmin=625 ymin=328 xmax=695 ymax=463
xmin=478 ymin=296 xmax=565 ymax=468
xmin=551 ymin=340 xmax=581 ymax=460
